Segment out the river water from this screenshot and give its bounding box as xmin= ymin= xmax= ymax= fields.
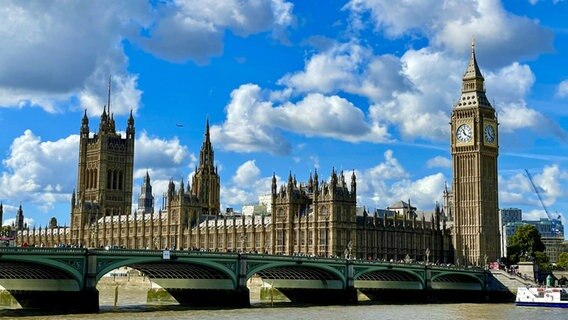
xmin=1 ymin=303 xmax=565 ymax=320
xmin=0 ymin=277 xmax=565 ymax=320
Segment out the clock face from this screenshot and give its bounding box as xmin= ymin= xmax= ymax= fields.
xmin=484 ymin=125 xmax=495 ymax=143
xmin=456 ymin=124 xmax=473 ymax=143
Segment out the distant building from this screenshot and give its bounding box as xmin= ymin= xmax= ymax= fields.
xmin=241 ymin=195 xmax=272 ymax=216
xmin=541 ymin=237 xmax=566 ymax=265
xmin=387 ymin=200 xmax=416 ymax=219
xmin=500 ymin=207 xmax=566 ymax=263
xmin=499 ymin=208 xmax=523 ymax=257
xmin=500 ymin=208 xmax=522 ymax=225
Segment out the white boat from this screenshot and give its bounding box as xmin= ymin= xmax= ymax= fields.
xmin=516 ymin=287 xmax=568 ymax=308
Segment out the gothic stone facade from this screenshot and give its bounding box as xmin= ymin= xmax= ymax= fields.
xmin=16 ymin=46 xmax=506 ymax=267
xmin=16 ymin=108 xmax=451 ymax=262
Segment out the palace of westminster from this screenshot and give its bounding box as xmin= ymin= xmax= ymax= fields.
xmin=4 ymin=44 xmax=501 ymax=266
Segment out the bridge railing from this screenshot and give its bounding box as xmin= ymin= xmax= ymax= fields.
xmin=0 ymin=247 xmax=87 ymax=254
xmin=0 ymin=247 xmax=486 ymax=274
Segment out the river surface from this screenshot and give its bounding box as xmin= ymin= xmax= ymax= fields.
xmin=1 ymin=303 xmax=565 ymax=320
xmin=0 ymin=277 xmax=565 ymax=319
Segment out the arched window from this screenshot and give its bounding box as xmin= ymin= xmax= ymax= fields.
xmin=320 ymin=206 xmax=328 ymax=219
xmin=118 ymin=171 xmax=123 ymax=190
xmin=112 ymin=170 xmax=118 ymax=190
xmin=107 ymin=170 xmax=112 ymax=189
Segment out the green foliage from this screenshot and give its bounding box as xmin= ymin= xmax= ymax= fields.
xmin=0 ymin=225 xmax=12 ymax=236
xmin=534 ymin=251 xmax=551 ymax=271
xmin=557 ymin=252 xmax=568 ymax=271
xmin=507 ymin=224 xmax=546 ymax=264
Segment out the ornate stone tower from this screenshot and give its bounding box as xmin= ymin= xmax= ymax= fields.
xmin=137 ymin=171 xmax=154 ymax=214
xmin=451 ymin=41 xmax=500 ymax=266
xmin=271 ymin=169 xmax=357 ymax=257
xmin=15 ymin=204 xmax=24 ymax=231
xmin=71 ymin=80 xmax=135 ymax=242
xmin=191 ymin=119 xmax=220 ymax=215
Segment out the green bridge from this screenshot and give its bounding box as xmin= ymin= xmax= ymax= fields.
xmin=0 ymin=247 xmax=505 ymax=312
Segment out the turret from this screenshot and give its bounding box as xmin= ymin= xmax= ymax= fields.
xmin=313 ymin=168 xmax=319 ymax=193
xmin=126 ymin=109 xmax=135 ymax=139
xmin=167 ymin=179 xmax=176 ymax=200
xmin=15 ymin=204 xmax=24 ymax=231
xmin=138 ymin=171 xmax=154 ymax=214
xmin=350 ymin=170 xmax=356 ymax=195
xmin=179 ymin=178 xmax=185 ymax=195
xmin=80 ymin=109 xmax=89 ymax=138
xmin=271 ymin=173 xmax=277 ymax=195
xmin=0 ymin=202 xmax=3 ymax=227
xmin=330 ymin=168 xmax=338 ymax=190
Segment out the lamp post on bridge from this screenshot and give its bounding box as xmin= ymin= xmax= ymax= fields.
xmin=240 ymin=234 xmax=247 ymax=253
xmin=153 ymin=236 xmax=159 ymax=250
xmin=425 ymin=247 xmax=430 ymax=265
xmin=344 ymin=241 xmax=353 ymax=260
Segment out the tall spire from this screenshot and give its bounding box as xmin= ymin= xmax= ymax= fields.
xmin=205 ymin=116 xmax=209 ymax=140
xmin=107 ymin=75 xmax=112 ymax=115
xmin=82 ymin=109 xmax=89 ymax=125
xmin=191 ymin=116 xmax=221 ymax=215
xmin=463 ymin=37 xmax=484 ymax=82
xmin=454 ymin=38 xmax=492 ymax=109
xmin=205 ymin=116 xmax=210 ymax=144
xmin=198 ymin=117 xmax=214 ymax=168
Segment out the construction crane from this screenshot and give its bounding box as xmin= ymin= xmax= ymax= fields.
xmin=524 ymin=169 xmax=563 ymax=237
xmin=524 ymin=169 xmax=554 ymax=220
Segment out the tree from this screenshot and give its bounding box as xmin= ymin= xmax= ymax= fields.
xmin=507 ymin=224 xmax=546 ymax=265
xmin=1 ymin=225 xmax=12 ymax=235
xmin=557 ymin=252 xmax=568 ymax=271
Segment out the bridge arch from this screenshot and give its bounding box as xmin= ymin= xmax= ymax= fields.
xmin=95 ymin=256 xmax=238 ymax=288
xmin=354 ymin=267 xmax=424 ymax=290
xmin=246 ymin=261 xmax=346 ymax=285
xmin=0 ymin=255 xmax=84 ymax=289
xmin=431 ymin=272 xmax=484 ymax=290
xmin=354 ymin=266 xmax=424 ymax=283
xmin=245 ymin=260 xmax=351 ymax=304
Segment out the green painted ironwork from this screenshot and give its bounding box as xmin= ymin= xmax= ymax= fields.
xmin=0 ymin=248 xmax=487 ymax=293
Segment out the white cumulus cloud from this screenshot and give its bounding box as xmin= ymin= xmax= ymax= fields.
xmin=0 ymin=0 xmax=295 ymax=114
xmin=0 ymin=130 xmax=78 ymax=212
xmin=0 ymin=1 xmax=147 ymax=115
xmin=233 ymin=160 xmax=261 ymax=185
xmin=137 ymin=0 xmax=295 ymax=64
xmin=556 ymin=80 xmax=568 ymax=98
xmin=427 ymin=156 xmax=452 ymax=169
xmin=355 ymin=149 xmax=446 ymax=211
xmin=345 ymin=0 xmax=553 ymax=67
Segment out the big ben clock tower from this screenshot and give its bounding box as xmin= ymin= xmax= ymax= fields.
xmin=451 ymin=41 xmax=499 ymax=266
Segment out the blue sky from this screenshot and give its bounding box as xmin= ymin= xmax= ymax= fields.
xmin=0 ymin=0 xmax=567 ymax=238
